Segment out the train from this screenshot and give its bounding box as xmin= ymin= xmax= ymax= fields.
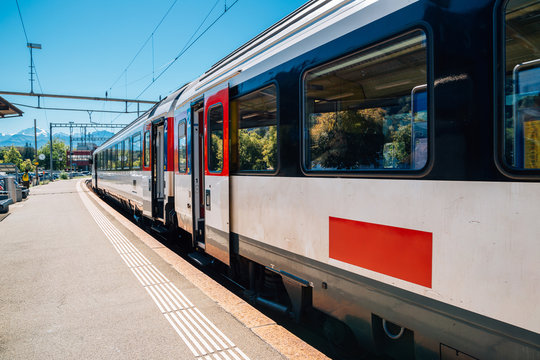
xmin=91 ymin=0 xmax=540 ymax=358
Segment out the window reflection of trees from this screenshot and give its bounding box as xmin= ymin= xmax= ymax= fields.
xmin=234 ymin=85 xmax=278 ymax=172
xmin=132 ymin=134 xmax=141 ymax=169
xmin=208 ymin=105 xmax=224 ymax=172
xmin=178 ymin=121 xmax=187 ymax=173
xmin=304 ymin=30 xmax=428 ymax=171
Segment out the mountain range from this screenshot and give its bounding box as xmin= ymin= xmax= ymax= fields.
xmin=0 ymin=127 xmax=116 ymax=148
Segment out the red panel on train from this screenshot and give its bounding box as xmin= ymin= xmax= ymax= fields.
xmin=329 ymin=217 xmax=432 ymax=288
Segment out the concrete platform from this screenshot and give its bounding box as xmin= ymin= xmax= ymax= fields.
xmin=0 ymin=179 xmax=327 ymax=360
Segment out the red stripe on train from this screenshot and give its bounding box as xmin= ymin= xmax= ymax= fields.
xmin=329 ymin=217 xmax=432 ymax=288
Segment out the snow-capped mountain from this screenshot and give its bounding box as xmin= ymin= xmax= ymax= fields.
xmin=0 ymin=128 xmax=115 ymax=148
xmin=17 ymin=127 xmax=49 ymax=137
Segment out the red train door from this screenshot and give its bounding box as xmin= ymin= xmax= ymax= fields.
xmin=203 ymin=85 xmax=230 ymax=265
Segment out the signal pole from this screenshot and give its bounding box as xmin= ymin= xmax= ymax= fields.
xmin=27 ymin=43 xmax=42 ymax=94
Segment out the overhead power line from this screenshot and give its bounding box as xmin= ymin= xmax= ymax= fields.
xmin=15 ymin=0 xmax=29 ymax=43
xmin=107 ymin=0 xmax=180 ymax=93
xmin=136 ymin=0 xmax=239 ymax=99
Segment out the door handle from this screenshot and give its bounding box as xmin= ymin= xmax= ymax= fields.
xmin=205 ymin=189 xmax=211 ymax=211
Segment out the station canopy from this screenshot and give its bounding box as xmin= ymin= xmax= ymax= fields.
xmin=0 ymin=97 xmax=23 ymax=118
xmin=0 ymin=163 xmax=19 ymax=173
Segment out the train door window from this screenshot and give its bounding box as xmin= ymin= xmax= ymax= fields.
xmin=144 ymin=131 xmax=150 ymax=168
xmin=232 ymin=84 xmax=278 ymax=172
xmin=132 ymin=133 xmax=142 ymax=169
xmin=208 ymin=104 xmax=224 ymax=172
xmin=503 ymin=0 xmax=540 ymax=170
xmin=178 ymin=119 xmax=187 ymax=173
xmin=123 ymin=138 xmax=130 ymax=169
xmin=303 ymin=30 xmax=428 ymax=172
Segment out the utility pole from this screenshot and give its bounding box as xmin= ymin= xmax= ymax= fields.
xmin=34 ymin=119 xmax=38 ymax=185
xmin=49 ymin=123 xmax=53 ymax=181
xmin=69 ymin=122 xmax=73 ymax=176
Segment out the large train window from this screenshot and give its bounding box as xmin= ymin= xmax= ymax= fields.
xmin=303 ymin=30 xmax=428 ymax=172
xmin=178 ymin=119 xmax=187 ymax=173
xmin=232 ymin=85 xmax=278 ymax=172
xmin=143 ymin=131 xmax=150 ymax=168
xmin=503 ymin=0 xmax=540 ymax=170
xmin=132 ymin=133 xmax=142 ymax=170
xmin=208 ymin=104 xmax=223 ymax=172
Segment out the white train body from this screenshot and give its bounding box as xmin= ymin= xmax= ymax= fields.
xmin=93 ymin=0 xmax=540 ymax=358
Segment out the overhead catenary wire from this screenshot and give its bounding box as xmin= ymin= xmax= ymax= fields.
xmin=110 ymin=0 xmax=238 ymax=123
xmin=107 ymin=0 xmax=180 ymax=94
xmin=12 ymin=102 xmax=144 ymax=114
xmin=135 ymin=0 xmax=239 ymax=100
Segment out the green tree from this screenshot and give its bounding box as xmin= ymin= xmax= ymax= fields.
xmin=209 ymin=133 xmax=223 ymax=171
xmin=238 ymin=126 xmax=277 ymax=171
xmin=309 ymin=108 xmax=386 ymax=169
xmin=21 ymin=142 xmax=35 ymax=160
xmin=3 ymin=146 xmax=23 ymax=168
xmin=38 ymin=139 xmax=68 ymax=170
xmin=390 ymin=123 xmax=412 ymax=167
xmin=20 ymin=159 xmax=36 ymax=172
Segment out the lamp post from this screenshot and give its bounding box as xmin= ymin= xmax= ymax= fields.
xmin=27 ymin=43 xmax=42 ymax=94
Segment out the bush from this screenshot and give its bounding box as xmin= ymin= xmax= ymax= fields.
xmin=60 ymin=172 xmax=68 ymax=180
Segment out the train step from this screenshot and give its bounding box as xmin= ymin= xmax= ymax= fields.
xmin=150 ymin=225 xmax=168 ymax=235
xmin=188 ymin=252 xmax=213 ymax=267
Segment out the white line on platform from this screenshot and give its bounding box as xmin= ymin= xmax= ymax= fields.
xmin=77 ymin=182 xmax=248 ymax=359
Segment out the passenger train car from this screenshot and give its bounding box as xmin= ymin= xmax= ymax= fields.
xmin=92 ymin=0 xmax=540 ymax=358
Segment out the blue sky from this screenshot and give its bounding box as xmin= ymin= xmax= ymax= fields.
xmin=0 ymin=0 xmax=307 ymax=136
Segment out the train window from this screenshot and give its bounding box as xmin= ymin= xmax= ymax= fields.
xmin=109 ymin=147 xmax=113 ymax=170
xmin=118 ymin=142 xmax=123 ymax=170
xmin=112 ymin=144 xmax=117 ymax=170
xmin=123 ymin=138 xmax=130 ymax=169
xmin=112 ymin=146 xmax=117 ymax=170
xmin=178 ymin=120 xmax=187 ymax=173
xmin=503 ymin=0 xmax=540 ymax=170
xmin=208 ymin=104 xmax=224 ymax=172
xmin=108 ymin=149 xmax=111 ymax=170
xmin=132 ymin=133 xmax=142 ymax=170
xmin=232 ymin=85 xmax=278 ymax=172
xmin=144 ymin=131 xmax=150 ymax=168
xmin=303 ymin=30 xmax=428 ymax=172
